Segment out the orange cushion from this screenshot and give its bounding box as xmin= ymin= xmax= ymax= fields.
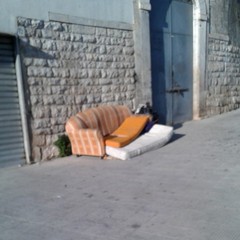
xmin=104 ymin=115 xmax=149 ymax=148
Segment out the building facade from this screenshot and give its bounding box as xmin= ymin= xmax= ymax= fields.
xmin=0 ymin=0 xmax=239 ymax=165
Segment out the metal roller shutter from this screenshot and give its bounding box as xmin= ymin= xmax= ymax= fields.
xmin=0 ymin=35 xmax=25 ymax=167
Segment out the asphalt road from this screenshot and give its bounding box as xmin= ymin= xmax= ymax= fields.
xmin=1 ymin=109 xmax=240 ymax=240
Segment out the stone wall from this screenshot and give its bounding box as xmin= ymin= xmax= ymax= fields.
xmin=17 ymin=17 xmax=136 ymax=161
xmin=206 ymin=0 xmax=240 ymax=117
xmin=206 ymin=37 xmax=240 ymax=116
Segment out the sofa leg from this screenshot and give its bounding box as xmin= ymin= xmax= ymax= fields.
xmin=101 ymin=154 xmax=108 ymax=160
xmin=76 ymin=155 xmax=81 ymax=157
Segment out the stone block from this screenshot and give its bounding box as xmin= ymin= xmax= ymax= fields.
xmin=122 ymin=31 xmax=133 ymax=39
xmin=125 ymin=69 xmax=135 ymax=77
xmin=51 ymin=117 xmax=67 ymax=125
xmin=111 ymin=85 xmax=120 ymax=92
xmin=51 ymin=106 xmax=68 ymax=118
xmin=29 ymin=86 xmax=43 ymax=95
xmin=52 ymin=68 xmax=70 ymax=78
xmin=24 ymin=58 xmax=33 ymax=67
xmin=127 ymin=84 xmax=136 ymax=91
xmin=43 ymin=96 xmax=55 ymax=105
xmin=32 ymin=59 xmax=47 ymax=67
xmin=125 ymin=78 xmax=135 ymax=84
xmin=99 ymin=78 xmax=112 ymax=85
xmin=69 ymin=69 xmax=88 ymax=79
xmin=120 ymin=85 xmax=128 ymax=92
xmin=92 ymin=86 xmax=102 ymax=94
xmin=88 ymin=69 xmax=101 ymax=78
xmin=85 ymin=79 xmax=97 ymax=86
xmin=24 ymin=27 xmax=36 ymax=37
xmin=47 ymin=60 xmax=61 ymax=68
xmin=32 ymin=147 xmax=42 ymax=162
xmin=17 ymin=26 xmax=26 ymax=37
xmin=112 ymin=78 xmax=124 ymax=85
xmin=107 ymin=29 xmax=123 ymax=38
xmin=33 ymin=128 xmax=51 ymax=135
xmin=123 ymin=62 xmax=135 ymax=69
xmin=42 ymin=146 xmax=59 ymax=160
xmin=51 ymin=86 xmax=68 ymax=95
xmin=28 ymin=67 xmax=53 ymax=78
xmin=56 ymin=41 xmax=73 ymax=51
xmin=53 ymin=96 xmax=65 ymax=105
xmin=102 ymin=93 xmax=114 ymax=102
xmin=32 ymin=107 xmax=51 ymax=119
xmin=33 ymin=119 xmax=51 ymax=129
xmin=84 ymin=61 xmax=96 ymax=69
xmin=102 ymin=86 xmax=111 ymax=93
xmin=111 ymin=62 xmax=123 ymax=69
xmin=31 ymin=96 xmax=43 ymax=106
xmin=123 ymin=47 xmax=134 ymax=55
xmin=96 ymin=36 xmax=111 ymax=45
xmin=106 ymin=46 xmax=123 ymax=55
xmin=17 ymin=17 xmax=32 ymax=27
xmin=110 ymin=38 xmax=124 ymax=46
xmin=72 ymin=86 xmax=87 ymax=94
xmin=31 ymin=20 xmax=44 ymax=29
xmin=96 ymin=27 xmax=107 ymax=36
xmin=126 ymin=92 xmax=135 ymax=100
xmin=99 ymin=45 xmax=107 ymax=54
xmin=51 ymin=125 xmax=65 ymax=134
xmin=82 ymin=35 xmax=96 ymax=43
xmin=75 ymin=95 xmax=87 ymax=104
xmin=87 ymin=94 xmax=99 ymax=104
xmin=107 ymin=70 xmax=119 ymax=78
xmin=41 ymin=40 xmax=57 ymax=51
xmin=41 ymin=29 xmax=53 ymax=39
xmin=98 ymin=55 xmax=113 ymax=62
xmin=29 ymin=38 xmax=42 ymax=48
xmin=115 ymin=93 xmax=126 ymax=101
xmin=32 ymin=135 xmax=46 ymax=146
xmin=28 ymin=78 xmax=39 ymax=86
xmin=63 ymin=96 xmax=75 ymax=105
xmin=125 ymin=39 xmax=134 ymax=47
xmin=45 ymin=22 xmax=63 ymax=31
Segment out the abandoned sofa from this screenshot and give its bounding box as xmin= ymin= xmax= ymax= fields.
xmin=65 ymin=105 xmax=173 ymax=159
xmin=66 ymin=105 xmax=149 ymax=157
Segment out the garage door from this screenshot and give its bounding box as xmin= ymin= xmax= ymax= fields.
xmin=0 ymin=35 xmax=25 ymax=167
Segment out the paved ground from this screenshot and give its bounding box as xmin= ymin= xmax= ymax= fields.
xmin=1 ymin=109 xmax=240 ymax=240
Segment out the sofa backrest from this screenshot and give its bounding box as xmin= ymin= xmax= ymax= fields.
xmin=75 ymin=105 xmax=132 ymax=136
xmin=65 ymin=115 xmax=87 ymax=133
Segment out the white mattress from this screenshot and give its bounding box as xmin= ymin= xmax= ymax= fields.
xmin=105 ymin=124 xmax=173 ymax=160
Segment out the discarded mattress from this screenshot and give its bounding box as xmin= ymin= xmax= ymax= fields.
xmin=104 ymin=115 xmax=149 ymax=148
xmin=106 ymin=124 xmax=174 ymax=160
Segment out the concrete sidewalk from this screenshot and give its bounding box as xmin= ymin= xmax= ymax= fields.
xmin=1 ymin=109 xmax=240 ymax=240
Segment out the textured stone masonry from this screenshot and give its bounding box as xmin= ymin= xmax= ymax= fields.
xmin=206 ymin=37 xmax=240 ymax=116
xmin=17 ymin=17 xmax=136 ymax=161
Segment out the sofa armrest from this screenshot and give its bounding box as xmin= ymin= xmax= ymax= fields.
xmin=67 ymin=128 xmax=105 ymax=157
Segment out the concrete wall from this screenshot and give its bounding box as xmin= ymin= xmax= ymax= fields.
xmin=0 ymin=0 xmax=133 ymax=35
xmin=206 ymin=0 xmax=240 ymax=116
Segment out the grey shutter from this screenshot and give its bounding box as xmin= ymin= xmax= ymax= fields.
xmin=0 ymin=36 xmax=25 ymax=167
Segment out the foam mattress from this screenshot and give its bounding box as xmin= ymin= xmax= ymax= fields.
xmin=105 ymin=124 xmax=173 ymax=160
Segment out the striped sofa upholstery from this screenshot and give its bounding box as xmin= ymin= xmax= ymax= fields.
xmin=65 ymin=105 xmax=132 ymax=157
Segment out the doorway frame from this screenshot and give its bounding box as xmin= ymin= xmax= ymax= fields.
xmin=192 ymin=0 xmax=208 ymax=119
